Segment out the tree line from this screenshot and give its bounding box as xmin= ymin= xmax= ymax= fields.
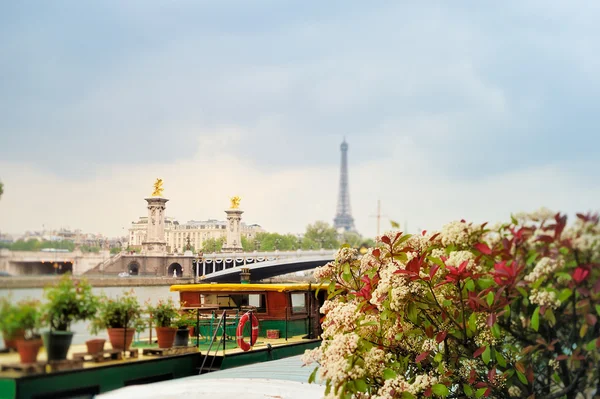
xmin=199 ymin=221 xmax=375 ymax=253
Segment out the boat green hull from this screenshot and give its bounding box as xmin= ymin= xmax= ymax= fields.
xmin=0 ymin=340 xmax=320 ymax=399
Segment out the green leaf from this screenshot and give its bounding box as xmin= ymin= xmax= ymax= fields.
xmin=516 ymin=287 xmax=528 ymax=298
xmin=544 ymin=308 xmax=556 ymax=326
xmin=407 ymin=302 xmax=418 ymax=324
xmin=402 ymin=393 xmax=416 ymax=399
xmin=495 ymin=350 xmax=506 ymax=367
xmin=558 ymin=288 xmax=572 ymax=302
xmin=531 ymin=277 xmax=544 ymax=289
xmin=516 ymin=370 xmax=528 ymax=385
xmin=427 ymin=256 xmax=445 ymax=267
xmin=465 ymin=280 xmax=475 ymax=292
xmin=556 ymin=272 xmax=572 ymax=281
xmin=390 ymin=220 xmax=400 ymax=229
xmin=586 ymin=339 xmax=597 ymax=351
xmin=476 ymin=387 xmax=487 ymax=398
xmin=491 ymin=323 xmax=501 ymax=339
xmin=559 ymin=246 xmax=569 ymax=255
xmin=478 ymin=278 xmax=494 ymax=289
xmin=463 ymin=384 xmax=474 ymax=397
xmin=468 ymin=312 xmax=478 ymax=332
xmin=510 ymin=214 xmax=518 ymax=225
xmin=486 ymin=291 xmax=494 ymax=306
xmin=526 ymin=252 xmax=538 ymax=265
xmin=355 ymin=378 xmax=368 ymax=393
xmin=595 ymin=305 xmax=600 ymax=316
xmin=383 ymin=369 xmax=397 ymax=380
xmin=482 ymin=346 xmax=491 ymax=364
xmin=308 ymin=367 xmax=318 ymax=384
xmin=431 ymin=384 xmax=449 ymax=397
xmin=531 ymin=307 xmax=540 ymax=332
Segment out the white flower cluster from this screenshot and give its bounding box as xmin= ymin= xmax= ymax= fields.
xmin=508 ymin=386 xmax=522 ymax=397
xmin=313 ymin=261 xmax=335 ymax=280
xmin=524 ymin=257 xmax=563 ymax=282
xmin=445 ymin=250 xmax=479 ymax=272
xmin=363 ymin=347 xmax=387 ymax=375
xmin=529 ymin=289 xmax=561 ymax=309
xmin=440 ymin=221 xmax=476 ymax=247
xmin=315 ymin=333 xmax=362 ymax=388
xmin=372 ymin=372 xmax=439 ymax=399
xmin=320 ymin=300 xmax=359 ymax=339
xmin=336 ymin=247 xmax=359 ymax=264
xmin=513 ymin=207 xmax=555 ymax=222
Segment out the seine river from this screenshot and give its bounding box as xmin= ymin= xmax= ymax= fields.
xmin=0 ymin=286 xmax=178 ymax=349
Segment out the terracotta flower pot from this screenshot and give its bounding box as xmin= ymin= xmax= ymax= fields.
xmin=107 ymin=328 xmax=135 ymax=351
xmin=3 ymin=329 xmax=25 ymax=351
xmin=155 ymin=327 xmax=177 ymax=349
xmin=16 ymin=339 xmax=43 ymax=364
xmin=86 ymin=339 xmax=106 ymax=355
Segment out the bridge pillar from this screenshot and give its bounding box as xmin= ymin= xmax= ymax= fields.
xmin=221 ymin=208 xmax=244 ymax=253
xmin=142 ymin=196 xmax=168 ymax=255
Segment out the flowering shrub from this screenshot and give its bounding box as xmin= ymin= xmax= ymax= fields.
xmin=43 ymin=274 xmax=98 ymax=331
xmin=304 ymin=210 xmax=600 ymax=398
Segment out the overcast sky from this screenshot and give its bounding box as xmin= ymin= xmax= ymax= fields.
xmin=1 ymin=1 xmax=599 ymax=239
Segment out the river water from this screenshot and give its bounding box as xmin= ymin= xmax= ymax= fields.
xmin=0 ymin=286 xmax=179 ymax=349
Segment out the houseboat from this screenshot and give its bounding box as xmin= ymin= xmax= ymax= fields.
xmin=170 ymin=282 xmax=324 ymax=371
xmin=0 ymin=283 xmax=324 ymax=399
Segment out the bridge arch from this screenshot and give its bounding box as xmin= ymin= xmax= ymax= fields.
xmin=128 ymin=262 xmax=140 ymax=276
xmin=168 ymin=263 xmax=183 ymax=277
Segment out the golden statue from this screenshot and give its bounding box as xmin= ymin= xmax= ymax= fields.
xmin=230 ymin=196 xmax=241 ymax=209
xmin=151 ymin=178 xmax=164 ymax=197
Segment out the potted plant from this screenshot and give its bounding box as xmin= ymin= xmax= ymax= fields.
xmin=0 ymin=296 xmax=24 ymax=351
xmin=173 ymin=310 xmax=194 ymax=347
xmin=93 ymin=291 xmax=144 ymax=351
xmin=42 ymin=275 xmax=99 ymax=360
xmin=13 ymin=300 xmax=42 ymax=363
xmin=147 ymin=298 xmax=178 ymax=348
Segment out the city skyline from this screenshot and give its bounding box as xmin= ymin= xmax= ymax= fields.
xmin=1 ymin=2 xmax=599 ymax=238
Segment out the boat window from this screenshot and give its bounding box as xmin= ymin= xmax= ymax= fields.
xmin=203 ymin=293 xmax=267 ymax=313
xmin=291 ymin=293 xmax=307 ymax=314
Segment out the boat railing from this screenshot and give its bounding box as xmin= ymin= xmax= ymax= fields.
xmin=199 ymin=310 xmax=228 ymax=374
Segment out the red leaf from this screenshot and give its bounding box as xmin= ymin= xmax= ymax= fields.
xmin=381 ymin=235 xmax=391 ymax=245
xmin=422 ymin=230 xmax=427 ymax=236
xmin=424 ymin=387 xmax=432 ymax=397
xmin=585 ymin=313 xmax=597 ymax=326
xmin=436 ymin=331 xmax=447 ymax=343
xmin=596 ymin=338 xmax=600 ymax=349
xmin=415 ymin=351 xmax=430 ymax=363
xmin=425 ymin=325 xmax=434 ymax=338
xmin=372 ymin=248 xmax=380 ymax=258
xmin=429 ymin=264 xmax=440 ymax=280
xmin=484 ymin=388 xmax=491 ymax=397
xmin=486 ymin=313 xmax=496 ymax=327
xmin=474 ymin=242 xmax=492 ymax=255
xmin=429 ymin=232 xmax=440 ymax=242
xmin=515 ymin=362 xmax=526 ymax=374
xmin=473 ymin=346 xmax=486 ymax=358
xmin=573 ymin=266 xmax=590 ymax=284
xmin=526 ymin=366 xmax=534 ymax=383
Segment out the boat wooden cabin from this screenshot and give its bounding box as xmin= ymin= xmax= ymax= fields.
xmin=170 ymin=283 xmax=325 ymax=340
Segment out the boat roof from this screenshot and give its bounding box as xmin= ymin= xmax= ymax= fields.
xmin=170 ymin=283 xmax=323 ymax=293
xmin=96 ymin=355 xmax=324 ymax=399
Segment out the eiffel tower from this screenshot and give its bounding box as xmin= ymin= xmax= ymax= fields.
xmin=333 ymin=139 xmax=355 ymax=232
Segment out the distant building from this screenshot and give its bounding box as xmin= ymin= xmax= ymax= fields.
xmin=128 ymin=217 xmax=264 ymax=253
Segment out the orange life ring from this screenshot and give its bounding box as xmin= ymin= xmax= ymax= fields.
xmin=237 ymin=312 xmax=259 ymax=351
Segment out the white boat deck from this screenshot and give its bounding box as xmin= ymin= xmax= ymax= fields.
xmin=96 ymin=355 xmax=325 ymax=399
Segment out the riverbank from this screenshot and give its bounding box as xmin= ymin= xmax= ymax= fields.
xmin=0 ymin=276 xmax=194 ymax=289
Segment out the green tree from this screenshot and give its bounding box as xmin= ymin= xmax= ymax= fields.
xmin=201 ymin=237 xmax=225 ymax=253
xmin=110 ymin=247 xmax=121 ymax=255
xmin=304 ymin=221 xmax=340 ymax=249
